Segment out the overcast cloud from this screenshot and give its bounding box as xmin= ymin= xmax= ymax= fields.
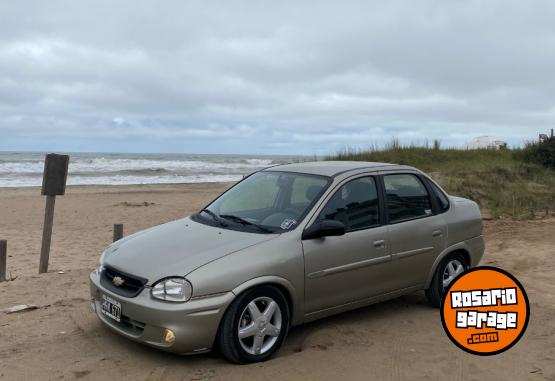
xmin=0 ymin=0 xmax=554 ymax=155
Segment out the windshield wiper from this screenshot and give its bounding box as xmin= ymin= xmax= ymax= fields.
xmin=219 ymin=214 xmax=274 ymax=233
xmin=200 ymin=209 xmax=228 ymax=227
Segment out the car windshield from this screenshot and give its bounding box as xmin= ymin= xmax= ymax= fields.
xmin=196 ymin=171 xmax=330 ymax=233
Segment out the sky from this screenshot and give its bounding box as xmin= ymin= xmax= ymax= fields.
xmin=0 ymin=1 xmax=554 ymax=155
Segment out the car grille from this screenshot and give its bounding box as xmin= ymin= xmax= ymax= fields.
xmin=100 ymin=265 xmax=148 ymax=298
xmin=120 ymin=315 xmax=146 ymax=334
xmin=100 ymin=312 xmax=145 ymax=335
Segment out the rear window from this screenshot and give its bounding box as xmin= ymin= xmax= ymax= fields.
xmin=429 ymin=180 xmax=450 ymax=213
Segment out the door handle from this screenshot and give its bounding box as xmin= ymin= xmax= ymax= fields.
xmin=373 ymin=239 xmax=385 ymax=248
xmin=432 ymin=230 xmax=443 ymax=237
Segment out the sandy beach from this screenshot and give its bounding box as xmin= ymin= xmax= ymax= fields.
xmin=1 ymin=183 xmax=554 ymax=380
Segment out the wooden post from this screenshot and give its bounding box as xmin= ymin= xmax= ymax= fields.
xmin=0 ymin=240 xmax=6 ymax=282
xmin=39 ymin=196 xmax=56 ymax=274
xmin=113 ymin=224 xmax=123 ymax=242
xmin=39 ymin=153 xmax=69 ymax=274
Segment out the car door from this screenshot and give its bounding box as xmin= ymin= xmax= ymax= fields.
xmin=302 ymin=175 xmax=395 ymax=314
xmin=381 ymin=173 xmax=446 ymax=289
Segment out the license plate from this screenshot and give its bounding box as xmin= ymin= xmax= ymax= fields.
xmin=101 ymin=294 xmax=121 ymax=322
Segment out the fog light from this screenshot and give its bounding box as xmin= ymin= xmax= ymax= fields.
xmin=162 ymin=328 xmax=175 ymax=344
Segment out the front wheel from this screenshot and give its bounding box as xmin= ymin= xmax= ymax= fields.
xmin=425 ymin=253 xmax=468 ymax=307
xmin=217 ymin=286 xmax=289 ymax=364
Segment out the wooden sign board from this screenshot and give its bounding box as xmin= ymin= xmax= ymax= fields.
xmin=41 ymin=154 xmax=69 ymax=196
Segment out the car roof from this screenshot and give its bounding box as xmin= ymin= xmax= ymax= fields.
xmin=263 ymin=161 xmax=410 ymax=177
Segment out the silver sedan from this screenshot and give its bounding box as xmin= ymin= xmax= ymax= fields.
xmin=90 ymin=161 xmax=484 ymax=363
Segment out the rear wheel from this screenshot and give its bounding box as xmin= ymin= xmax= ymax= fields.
xmin=217 ymin=286 xmax=289 ymax=364
xmin=425 ymin=253 xmax=468 ymax=307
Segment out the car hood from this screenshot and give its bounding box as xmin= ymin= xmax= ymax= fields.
xmin=102 ymin=216 xmax=278 ymax=284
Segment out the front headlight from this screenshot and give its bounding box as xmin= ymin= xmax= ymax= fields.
xmin=151 ymin=277 xmax=192 ymax=302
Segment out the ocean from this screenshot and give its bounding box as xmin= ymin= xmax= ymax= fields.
xmin=0 ymin=152 xmax=312 ymax=187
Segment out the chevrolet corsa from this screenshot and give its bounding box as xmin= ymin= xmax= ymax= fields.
xmin=90 ymin=161 xmax=484 ymax=363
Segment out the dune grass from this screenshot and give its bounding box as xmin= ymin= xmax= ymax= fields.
xmin=328 ymin=145 xmax=555 ymax=219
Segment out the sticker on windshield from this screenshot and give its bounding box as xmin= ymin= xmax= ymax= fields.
xmin=280 ymin=219 xmax=297 ymax=230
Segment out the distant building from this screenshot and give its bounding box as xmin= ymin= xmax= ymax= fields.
xmin=538 ymin=129 xmax=554 ymax=143
xmin=465 ymin=136 xmax=508 ymax=149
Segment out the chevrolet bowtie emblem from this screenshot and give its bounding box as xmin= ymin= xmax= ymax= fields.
xmin=112 ymin=276 xmax=125 ymax=287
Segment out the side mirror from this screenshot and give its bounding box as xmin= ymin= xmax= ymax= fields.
xmin=302 ymin=219 xmax=346 ymax=240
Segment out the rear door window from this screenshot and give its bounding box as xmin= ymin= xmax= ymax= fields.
xmin=384 ymin=174 xmax=432 ymax=223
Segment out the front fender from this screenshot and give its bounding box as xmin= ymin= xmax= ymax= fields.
xmin=232 ymin=275 xmax=302 ymax=326
xmin=186 ymin=232 xmax=306 ymax=326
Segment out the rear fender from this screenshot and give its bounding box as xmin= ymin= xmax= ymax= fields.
xmin=424 ymin=237 xmax=484 ymax=289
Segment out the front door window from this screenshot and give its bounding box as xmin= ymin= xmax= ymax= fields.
xmin=318 ymin=176 xmax=379 ymax=231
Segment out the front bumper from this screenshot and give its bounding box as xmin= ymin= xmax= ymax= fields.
xmin=89 ymin=270 xmax=234 ymax=354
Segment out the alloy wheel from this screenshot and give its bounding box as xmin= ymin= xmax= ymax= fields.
xmin=442 ymin=259 xmax=465 ymax=289
xmin=237 ymin=296 xmax=282 ymax=355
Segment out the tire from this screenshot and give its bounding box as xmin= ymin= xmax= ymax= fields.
xmin=425 ymin=253 xmax=469 ymax=308
xmin=217 ymin=285 xmax=290 ymax=364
